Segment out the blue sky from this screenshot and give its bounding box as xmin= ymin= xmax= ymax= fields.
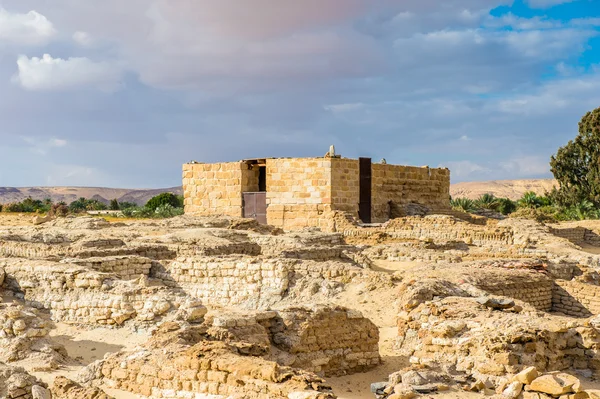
xmin=0 ymin=0 xmax=599 ymax=187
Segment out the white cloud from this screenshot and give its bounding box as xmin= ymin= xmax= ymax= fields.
xmin=500 ymin=156 xmax=550 ymax=176
xmin=440 ymin=160 xmax=490 ymax=180
xmin=21 ymin=136 xmax=68 ymax=155
xmin=0 ymin=7 xmax=56 ymax=45
xmin=460 ymin=135 xmax=471 ymax=141
xmin=324 ymin=103 xmax=365 ymax=113
xmin=526 ymin=0 xmax=575 ymax=9
xmin=72 ymin=31 xmax=93 ymax=46
xmin=14 ymin=54 xmax=123 ymax=91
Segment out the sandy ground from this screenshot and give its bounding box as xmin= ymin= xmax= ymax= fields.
xmin=450 ymin=179 xmax=557 ymax=200
xmin=27 ymin=323 xmax=150 ymax=399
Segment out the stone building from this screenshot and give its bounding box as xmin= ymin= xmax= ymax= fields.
xmin=182 ymin=154 xmax=450 ymax=230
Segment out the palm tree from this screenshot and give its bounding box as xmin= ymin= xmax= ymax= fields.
xmin=451 ymin=197 xmax=478 ymax=213
xmin=475 ymin=193 xmax=500 ymax=210
xmin=518 ymin=192 xmax=540 ymax=209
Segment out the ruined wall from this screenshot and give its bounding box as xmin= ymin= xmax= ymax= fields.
xmin=266 ymin=158 xmax=333 ymax=230
xmin=183 ymin=162 xmax=245 ymax=217
xmin=398 ymin=297 xmax=600 ymax=380
xmin=155 ymin=256 xmax=367 ymax=309
xmin=552 ymin=280 xmax=600 ymax=317
xmin=275 ymin=306 xmax=380 ymax=376
xmin=473 ymin=279 xmax=553 ymax=311
xmin=2 ymin=260 xmax=190 ymax=326
xmin=371 ymin=164 xmax=451 ymax=222
xmin=100 ymin=342 xmax=335 ymax=399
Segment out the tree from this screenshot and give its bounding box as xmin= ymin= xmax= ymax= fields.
xmin=109 ymin=199 xmax=120 ymax=210
xmin=145 ymin=192 xmax=181 ymax=210
xmin=550 ymin=106 xmax=600 ymax=206
xmin=474 ymin=193 xmax=500 ymax=210
xmin=518 ymin=191 xmax=541 ymax=209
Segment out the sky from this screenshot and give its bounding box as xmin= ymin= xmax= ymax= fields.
xmin=0 ymin=0 xmax=599 ymax=187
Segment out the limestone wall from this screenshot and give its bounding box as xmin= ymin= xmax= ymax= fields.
xmin=0 ymin=240 xmax=174 ymax=261
xmin=398 ymin=297 xmax=600 ymax=380
xmin=549 ymin=227 xmax=587 ymax=244
xmin=473 ymin=280 xmax=553 ymax=311
xmin=68 ymin=255 xmax=152 ymax=280
xmin=330 ymin=158 xmax=360 ymax=216
xmin=371 ymin=164 xmax=451 ymax=222
xmin=155 ymin=256 xmax=367 ymax=308
xmin=2 ymin=260 xmax=189 ymax=326
xmin=266 ymin=158 xmax=333 ymax=230
xmin=552 ymin=280 xmax=600 ymax=317
xmin=274 ymin=306 xmax=380 ymax=376
xmin=183 ymin=162 xmax=245 ymax=217
xmin=100 ymin=342 xmax=335 ymax=399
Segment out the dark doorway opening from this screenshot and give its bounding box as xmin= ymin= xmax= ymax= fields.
xmin=359 ymin=157 xmax=372 ymax=223
xmin=258 ymin=166 xmax=266 ymax=192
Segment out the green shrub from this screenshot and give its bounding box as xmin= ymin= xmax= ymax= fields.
xmin=145 ymin=193 xmax=181 ymax=211
xmin=118 ymin=201 xmax=138 ymax=209
xmin=517 ymin=191 xmax=541 ymax=209
xmin=3 ymin=202 xmax=24 ymax=212
xmin=497 ymin=198 xmax=517 ymax=215
xmin=450 ymin=197 xmax=478 ymax=213
xmin=474 ymin=193 xmax=500 ymax=210
xmin=109 ymin=199 xmax=120 ymax=210
xmin=154 ymin=204 xmax=184 ymax=218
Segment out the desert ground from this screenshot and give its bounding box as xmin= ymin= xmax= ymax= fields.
xmin=3 ymin=210 xmax=600 ymax=399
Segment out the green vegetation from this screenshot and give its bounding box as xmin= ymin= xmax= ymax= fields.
xmin=450 ymin=191 xmax=600 ymax=222
xmin=550 ymin=106 xmax=600 ymax=207
xmin=1 ymin=192 xmax=184 ymax=220
xmin=145 ymin=192 xmax=183 ymax=211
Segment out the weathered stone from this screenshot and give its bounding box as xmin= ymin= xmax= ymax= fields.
xmin=503 ymin=381 xmax=523 ymax=399
xmin=530 ymin=375 xmax=576 ymax=396
xmin=514 ymin=367 xmax=539 ymax=385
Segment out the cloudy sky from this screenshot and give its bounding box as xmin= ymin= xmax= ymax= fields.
xmin=0 ymin=0 xmax=599 ymax=187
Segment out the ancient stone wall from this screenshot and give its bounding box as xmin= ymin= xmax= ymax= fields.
xmin=0 ymin=240 xmax=174 ymax=261
xmin=266 ymin=158 xmax=333 ymax=230
xmin=183 ymin=162 xmax=245 ymax=217
xmin=100 ymin=342 xmax=335 ymax=399
xmin=549 ymin=227 xmax=587 ymax=245
xmin=274 ymin=306 xmax=380 ymax=376
xmin=330 ymin=158 xmax=360 ymax=217
xmin=552 ymin=280 xmax=600 ymax=317
xmin=2 ymin=260 xmax=190 ymax=326
xmin=371 ymin=164 xmax=451 ymax=222
xmin=68 ymin=255 xmax=152 ymax=280
xmin=397 ymin=297 xmax=600 ymax=380
xmin=473 ymin=279 xmax=553 ymax=311
xmin=155 ymin=256 xmax=367 ymax=308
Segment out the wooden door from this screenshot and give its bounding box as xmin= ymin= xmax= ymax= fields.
xmin=359 ymin=157 xmax=372 ymax=223
xmin=243 ymin=192 xmax=267 ymax=224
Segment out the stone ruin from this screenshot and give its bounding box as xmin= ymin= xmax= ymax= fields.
xmin=3 ymin=210 xmax=600 ymax=398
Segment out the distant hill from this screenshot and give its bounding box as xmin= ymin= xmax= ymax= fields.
xmin=450 ymin=179 xmax=558 ymax=200
xmin=0 ymin=186 xmax=183 ymax=206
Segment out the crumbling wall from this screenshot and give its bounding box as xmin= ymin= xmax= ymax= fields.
xmin=273 ymin=306 xmax=380 ymax=376
xmin=371 ymin=164 xmax=451 ymax=222
xmin=183 ymin=161 xmax=245 ymax=217
xmin=472 ymin=279 xmax=553 ymax=311
xmin=552 ymin=280 xmax=600 ymax=317
xmin=0 ymin=362 xmax=49 ymax=399
xmin=67 ymin=255 xmax=152 ymax=279
xmin=2 ymin=260 xmax=196 ymax=326
xmin=155 ymin=256 xmax=367 ymax=308
xmin=397 ymin=297 xmax=600 ymax=380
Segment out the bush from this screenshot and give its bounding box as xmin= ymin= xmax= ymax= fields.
xmin=118 ymin=201 xmax=137 ymax=209
xmin=450 ymin=197 xmax=478 ymax=213
xmin=517 ymin=191 xmax=541 ymax=209
xmin=497 ymin=198 xmax=517 ymax=215
xmin=154 ymin=204 xmax=184 ymax=218
xmin=145 ymin=193 xmax=181 ymax=211
xmin=3 ymin=202 xmax=24 ymax=212
xmin=109 ymin=199 xmax=120 ymax=210
xmin=474 ymin=194 xmax=500 ymax=210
